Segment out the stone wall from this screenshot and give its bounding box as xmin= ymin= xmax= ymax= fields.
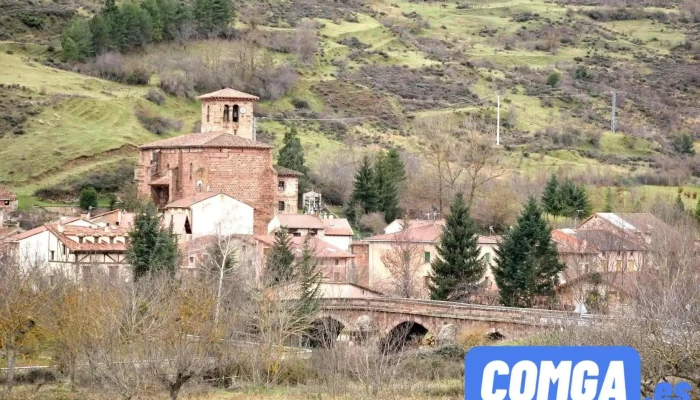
xmin=200 ymin=99 xmax=255 ymax=139
xmin=277 ymin=176 xmax=299 ymax=213
xmin=136 ymin=147 xmax=277 ymax=234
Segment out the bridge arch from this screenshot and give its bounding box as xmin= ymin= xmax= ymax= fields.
xmin=303 ymin=316 xmax=347 ymax=348
xmin=380 ymin=321 xmax=429 ymax=353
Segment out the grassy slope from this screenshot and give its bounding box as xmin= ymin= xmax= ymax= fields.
xmin=0 ymin=0 xmax=695 ymax=208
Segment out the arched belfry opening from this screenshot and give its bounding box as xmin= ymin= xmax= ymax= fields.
xmin=232 ymin=104 xmax=239 ymax=123
xmin=223 ymin=105 xmax=230 ymax=122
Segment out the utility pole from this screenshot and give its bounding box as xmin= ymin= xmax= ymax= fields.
xmin=611 ymin=91 xmax=616 ymax=133
xmin=495 ymin=92 xmax=501 ymax=146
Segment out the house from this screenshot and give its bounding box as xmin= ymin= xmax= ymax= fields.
xmin=320 ymin=218 xmax=354 ymax=251
xmin=4 ymin=217 xmax=129 ymax=279
xmin=163 ymin=192 xmax=254 ymax=242
xmin=365 ymin=221 xmax=499 ymax=298
xmin=383 ymin=219 xmax=445 ymax=235
xmin=576 ymin=212 xmax=680 ymax=247
xmin=89 ymin=209 xmax=135 ymax=229
xmin=254 ymin=235 xmax=355 ymax=286
xmin=0 ymin=186 xmax=18 ymax=212
xmin=179 ymin=234 xmax=258 ymax=280
xmin=135 ymin=88 xmax=302 ymax=234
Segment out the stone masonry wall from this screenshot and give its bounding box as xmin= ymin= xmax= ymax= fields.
xmin=200 ymin=99 xmax=255 ymax=139
xmin=136 ymin=147 xmax=277 ymax=234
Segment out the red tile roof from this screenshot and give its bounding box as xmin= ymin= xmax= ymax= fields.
xmin=196 ymin=88 xmax=259 ymax=101
xmin=0 ymin=186 xmax=16 ymax=200
xmin=255 ymin=235 xmax=354 ymax=259
xmin=273 ymin=165 xmax=304 ymax=177
xmin=367 ymin=223 xmax=499 ymax=244
xmin=139 ymin=131 xmax=272 ymax=150
xmin=321 ymin=218 xmax=354 ymax=236
xmin=45 ymin=223 xmax=128 ymax=253
xmin=9 ymin=225 xmax=48 ymax=241
xmin=180 ymin=234 xmax=256 ymax=255
xmin=275 ymin=214 xmax=325 ymax=230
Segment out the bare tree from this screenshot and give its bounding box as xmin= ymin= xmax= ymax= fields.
xmin=379 ymin=224 xmax=425 ymax=298
xmin=294 ymin=20 xmax=318 ymax=65
xmin=0 ymin=256 xmax=50 ymax=392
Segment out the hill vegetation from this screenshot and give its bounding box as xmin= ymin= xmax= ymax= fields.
xmin=0 ymin=0 xmax=698 ymax=217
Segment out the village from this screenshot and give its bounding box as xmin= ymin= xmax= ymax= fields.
xmin=0 ymin=88 xmax=685 ymax=315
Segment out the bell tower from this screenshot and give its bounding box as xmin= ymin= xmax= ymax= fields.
xmin=196 ymin=88 xmax=260 ymax=140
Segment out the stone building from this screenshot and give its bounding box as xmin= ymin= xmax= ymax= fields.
xmin=0 ymin=185 xmax=18 ymax=212
xmin=135 ymin=88 xmax=301 ymax=234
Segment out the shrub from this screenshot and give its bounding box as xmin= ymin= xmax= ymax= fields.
xmin=456 ymin=325 xmax=489 ymax=348
xmin=547 ymin=72 xmax=561 ymax=87
xmin=672 ymin=134 xmax=696 ymax=155
xmin=135 ymin=107 xmax=183 ymax=135
xmin=79 ymin=186 xmax=98 ymax=210
xmin=145 ymin=89 xmax=166 ymax=105
xmin=291 ymin=98 xmax=310 ymax=109
xmin=358 ymin=212 xmax=386 ymax=235
xmin=124 ymin=63 xmax=151 ymax=85
xmin=20 ymin=14 xmax=44 ymax=29
xmin=159 ymin=71 xmax=193 ymax=98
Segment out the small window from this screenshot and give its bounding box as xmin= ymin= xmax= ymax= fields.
xmin=50 ymin=250 xmax=55 ymax=261
xmin=278 ymin=180 xmax=285 ymax=190
xmin=189 ymin=163 xmax=193 ymax=181
xmin=483 ymin=252 xmax=490 ymax=264
xmin=223 ymin=105 xmax=230 ymax=122
xmin=292 ymin=230 xmax=301 ymax=237
xmin=78 ymin=237 xmax=83 ymax=244
xmin=207 ymin=106 xmax=210 ymax=122
xmin=189 ymin=256 xmax=195 ymax=265
xmin=3 ymin=200 xmax=8 ymax=206
xmin=310 ymin=229 xmax=318 ymax=237
xmin=278 ymin=201 xmax=285 ymax=211
xmin=184 ymin=217 xmax=192 ymax=235
xmin=627 ymin=260 xmax=635 ymax=271
xmin=334 ymin=259 xmax=339 ymax=266
xmin=424 ymin=251 xmax=431 ymax=263
xmin=62 ymin=245 xmax=66 ymax=254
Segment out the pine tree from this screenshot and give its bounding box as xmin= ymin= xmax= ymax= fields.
xmin=347 ymin=155 xmax=380 ymax=223
xmin=558 ymin=179 xmax=591 ymax=219
xmin=384 ymin=148 xmax=406 ymax=184
xmin=61 ymin=19 xmax=93 ymax=62
xmin=210 ymin=0 xmax=234 ymax=34
xmin=295 ymin=237 xmax=322 ymax=319
xmin=193 ymin=0 xmax=214 ymax=36
xmin=604 ymin=188 xmax=614 ymax=213
xmin=541 ymin=174 xmax=561 ymax=217
xmin=141 ymin=0 xmax=163 ymax=42
xmin=266 ymin=229 xmax=295 ymax=286
xmin=429 ymin=193 xmax=486 ymax=300
xmin=116 ymin=2 xmax=153 ymax=52
xmin=493 ymin=197 xmax=565 ymax=308
xmin=89 ymin=14 xmax=113 ymax=55
xmin=374 ymin=151 xmax=401 ymax=223
xmin=127 ymin=203 xmax=179 ymax=279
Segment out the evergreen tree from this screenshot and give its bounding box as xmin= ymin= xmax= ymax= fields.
xmin=210 ymin=0 xmax=234 ymax=33
xmin=558 ymin=179 xmax=591 ymax=220
xmin=278 ymin=126 xmax=308 ymax=174
xmin=374 ymin=151 xmax=402 ymax=223
xmin=384 ymin=148 xmax=406 ymax=184
xmin=428 ymin=193 xmax=486 ymax=300
xmin=141 ymin=0 xmax=163 ymax=42
xmin=127 ymin=203 xmax=179 ymax=279
xmin=493 ymin=197 xmax=565 ymax=308
xmin=295 ymin=237 xmax=322 ymax=318
xmin=79 ymin=186 xmax=98 ymax=210
xmin=115 ymin=2 xmax=153 ymax=51
xmin=604 ymin=188 xmax=614 ymax=213
xmin=61 ymin=19 xmax=93 ymax=62
xmin=266 ymin=228 xmax=295 ymax=286
xmin=541 ymin=174 xmax=561 ymax=217
xmin=193 ymin=0 xmax=214 ymax=36
xmin=347 ymin=155 xmax=380 ymax=223
xmin=89 ymin=14 xmax=113 ymax=55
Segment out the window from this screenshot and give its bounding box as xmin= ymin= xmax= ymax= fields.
xmin=50 ymin=250 xmax=55 ymax=261
xmin=334 ymin=259 xmax=339 ymax=266
xmin=310 ymin=229 xmax=318 ymax=237
xmin=483 ymin=252 xmax=490 ymax=264
xmin=62 ymin=245 xmax=66 ymax=255
xmin=189 ymin=256 xmax=195 ymax=266
xmin=223 ymin=105 xmax=230 ymax=122
xmin=424 ymin=251 xmax=431 ymax=263
xmin=78 ymin=237 xmax=83 ymax=244
xmin=278 ymin=201 xmax=285 ymax=211
xmin=189 ymin=163 xmax=193 ymax=181
xmin=184 ymin=217 xmax=192 ymax=235
xmin=232 ymin=105 xmax=239 ymax=122
xmin=206 ymin=106 xmax=210 ymax=122
xmin=627 ymin=260 xmax=635 ymax=271
xmin=292 ymin=230 xmax=301 ymax=237
xmin=615 ymin=260 xmax=622 ymax=272
xmin=3 ymin=200 xmax=8 ymax=206
xmin=278 ymin=180 xmax=285 ymax=190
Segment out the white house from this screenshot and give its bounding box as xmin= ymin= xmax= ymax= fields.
xmin=320 ymin=217 xmax=354 ymax=251
xmin=5 ymin=217 xmax=130 ymax=279
xmin=383 ymin=219 xmax=446 ymax=235
xmin=164 ymin=192 xmax=254 ymax=242
xmin=267 ymin=214 xmax=354 ymax=251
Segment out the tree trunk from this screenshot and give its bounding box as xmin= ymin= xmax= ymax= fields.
xmin=69 ymin=356 xmax=76 ymax=392
xmin=5 ymin=343 xmax=15 ymax=392
xmin=169 ymin=382 xmax=182 ymax=400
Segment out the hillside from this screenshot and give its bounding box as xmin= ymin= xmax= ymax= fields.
xmin=0 ymin=0 xmax=698 ymax=211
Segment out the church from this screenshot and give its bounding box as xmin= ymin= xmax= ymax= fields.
xmin=134 ymin=88 xmax=302 ymax=235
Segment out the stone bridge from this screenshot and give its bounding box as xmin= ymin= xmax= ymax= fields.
xmin=313 ymin=297 xmax=602 ymax=347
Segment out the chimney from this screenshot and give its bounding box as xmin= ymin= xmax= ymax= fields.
xmin=57 ymin=222 xmax=64 ymax=233
xmin=643 ymin=231 xmax=651 ymax=244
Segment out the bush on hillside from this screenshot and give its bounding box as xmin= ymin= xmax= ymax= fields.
xmin=135 ymin=107 xmax=182 ymax=135
xmin=74 ymin=52 xmax=151 ymax=85
xmin=547 ymin=72 xmax=561 ymax=87
xmin=145 ymin=89 xmax=166 ymax=105
xmin=79 ymin=186 xmax=98 ymax=210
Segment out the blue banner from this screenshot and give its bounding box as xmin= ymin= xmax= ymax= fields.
xmin=465 ymin=346 xmax=641 ymax=400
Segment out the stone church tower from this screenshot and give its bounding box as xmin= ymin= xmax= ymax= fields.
xmin=134 ymin=88 xmax=300 ymax=235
